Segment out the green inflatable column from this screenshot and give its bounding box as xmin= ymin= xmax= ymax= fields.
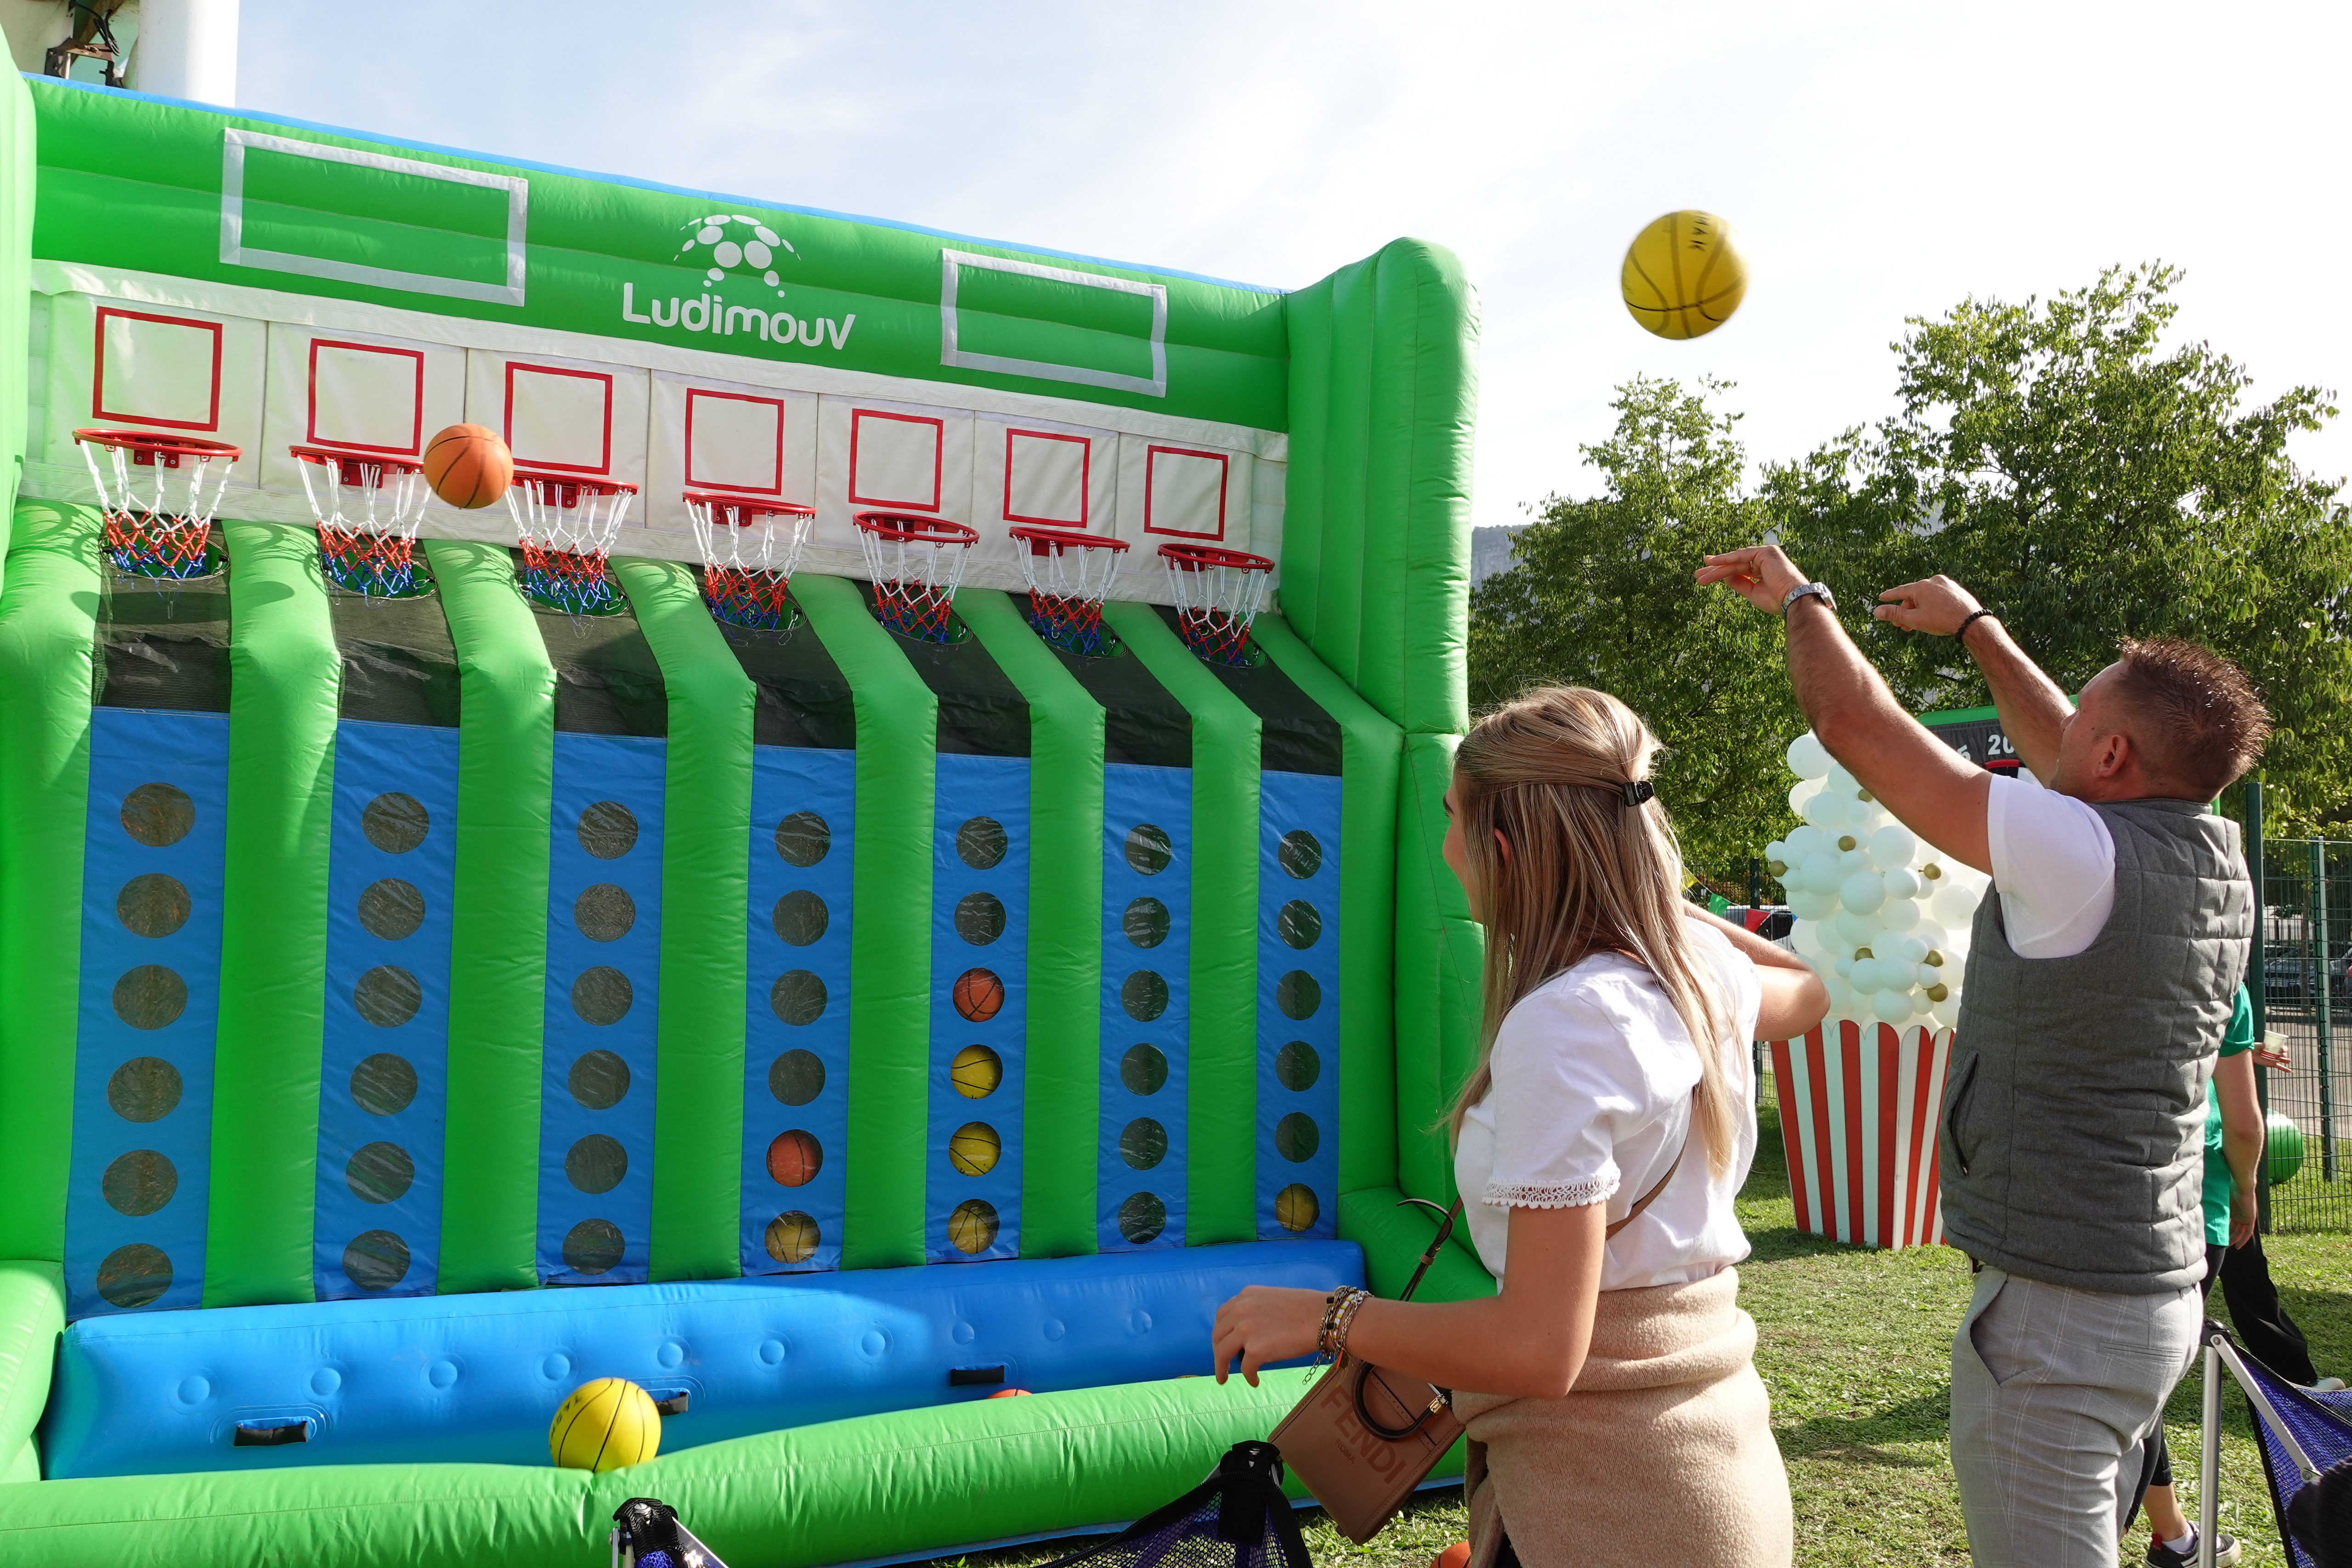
xmin=957 ymin=589 xmax=1106 ymax=1258
xmin=204 ymin=521 xmax=339 ymax=1308
xmin=425 ymin=539 xmax=555 ymax=1294
xmin=793 ymin=576 xmax=935 ymax=1271
xmin=0 ymin=500 xmax=99 ymax=1265
xmin=613 ymin=558 xmax=755 ymax=1282
xmin=1395 ymin=733 xmax=1481 ymax=1204
xmin=0 ymin=70 xmax=34 ymax=572
xmin=1104 ymin=602 xmax=1261 ymax=1245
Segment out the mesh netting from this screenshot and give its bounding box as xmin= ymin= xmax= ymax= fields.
xmin=1030 ymin=1442 xmax=1311 ymax=1568
xmin=1161 ymin=544 xmax=1272 ymax=665
xmin=688 ymin=495 xmax=813 ymax=633
xmin=2230 ymin=1329 xmax=2352 ymax=1568
xmin=510 ymin=474 xmax=634 ymax=616
xmin=296 ymin=450 xmax=430 ymax=600
xmin=78 ymin=431 xmax=240 ymax=582
xmin=1012 ymin=526 xmax=1128 ymax=657
xmin=856 ymin=511 xmax=977 ymax=642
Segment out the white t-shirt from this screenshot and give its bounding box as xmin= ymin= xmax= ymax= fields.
xmin=1452 ymin=924 xmax=1762 ymax=1291
xmin=1984 ymin=773 xmax=2116 ymax=960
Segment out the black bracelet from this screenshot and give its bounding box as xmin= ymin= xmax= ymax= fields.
xmin=1954 ymin=608 xmax=1999 ymax=643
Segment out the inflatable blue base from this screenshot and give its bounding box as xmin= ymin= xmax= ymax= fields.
xmin=40 ymin=1240 xmax=1361 ymax=1478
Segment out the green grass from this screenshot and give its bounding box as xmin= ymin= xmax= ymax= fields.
xmin=922 ymin=1103 xmax=2350 ymax=1568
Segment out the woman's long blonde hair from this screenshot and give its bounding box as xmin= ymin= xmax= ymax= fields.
xmin=1446 ymin=687 xmax=1738 ymax=1177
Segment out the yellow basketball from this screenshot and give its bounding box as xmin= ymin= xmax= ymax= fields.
xmin=1620 ymin=210 xmax=1746 ymax=340
xmin=949 ymin=1120 xmax=1001 ymax=1176
xmin=764 ymin=1209 xmax=820 ymax=1264
xmin=548 ymin=1377 xmax=661 ymax=1472
xmin=1274 ymin=1182 xmax=1320 ymax=1234
xmin=948 ymin=1198 xmax=1000 ymax=1254
xmin=951 ymin=1044 xmax=1002 ymax=1100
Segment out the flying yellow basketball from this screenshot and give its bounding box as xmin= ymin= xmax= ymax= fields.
xmin=548 ymin=1377 xmax=661 ymax=1471
xmin=1620 ymin=211 xmax=1746 ymax=340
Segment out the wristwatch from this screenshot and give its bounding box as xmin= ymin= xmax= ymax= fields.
xmin=1780 ymin=581 xmax=1835 ymax=616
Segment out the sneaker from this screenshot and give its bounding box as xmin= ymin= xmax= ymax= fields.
xmin=2311 ymin=1376 xmax=2346 ymax=1393
xmin=2147 ymin=1529 xmax=2239 ymax=1567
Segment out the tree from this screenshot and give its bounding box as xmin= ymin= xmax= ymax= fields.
xmin=1765 ymin=264 xmax=2352 ymax=831
xmin=1469 ymin=377 xmax=1806 ymax=883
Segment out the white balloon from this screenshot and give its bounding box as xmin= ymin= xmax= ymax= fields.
xmin=1882 ymin=866 xmax=1922 ymax=900
xmin=1802 ymin=791 xmax=1845 ymax=829
xmin=1832 ymin=956 xmax=1854 ymax=979
xmin=1932 ymin=881 xmax=1984 ymax=925
xmin=1868 ymin=823 xmax=1918 ymax=867
xmin=1787 ymin=888 xmax=1837 ymax=921
xmin=1824 ymin=979 xmax=1857 ymax=1019
xmin=1765 ymin=839 xmax=1789 ymax=864
xmin=1838 ymin=847 xmax=1871 ymax=874
xmin=1849 ymin=957 xmax=1882 ymax=991
xmin=1786 ymin=732 xmax=1832 ymax=780
xmin=1914 ymin=919 xmax=1950 ymax=954
xmin=1872 ymin=988 xmax=1914 ymax=1023
xmin=1880 ymin=898 xmax=1921 ymax=932
xmin=1785 ymin=825 xmax=1826 ymax=861
xmin=1834 ymin=909 xmax=1881 ymax=946
xmin=1892 ymin=934 xmax=1928 ymax=965
xmin=1799 ymin=850 xmax=1841 ymax=894
xmin=1916 ymin=962 xmax=1943 ymax=988
xmin=1839 ymin=871 xmax=1888 ymax=915
xmin=1826 ymin=762 xmax=1857 ymax=792
xmin=1788 ymin=779 xmax=1823 ymax=816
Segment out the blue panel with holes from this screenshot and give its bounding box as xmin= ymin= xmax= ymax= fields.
xmin=537 ymin=732 xmax=666 ymax=1285
xmin=925 ymin=752 xmax=1030 ymax=1263
xmin=313 ymin=720 xmax=459 ymax=1300
xmin=1255 ymin=770 xmax=1342 ymax=1241
xmin=1097 ymin=763 xmax=1192 ymax=1252
xmin=740 ymin=744 xmax=855 ymax=1276
xmin=64 ymin=708 xmax=230 ymax=1320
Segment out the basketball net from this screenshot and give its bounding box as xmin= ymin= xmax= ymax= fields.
xmin=508 ymin=471 xmax=635 ymax=615
xmin=686 ymin=492 xmax=814 ymax=633
xmin=1159 ymin=543 xmax=1274 ymax=665
xmin=75 ymin=428 xmax=241 ymax=581
xmin=1010 ymin=525 xmax=1128 ymax=656
xmin=294 ymin=447 xmax=429 ymax=599
xmin=855 ymin=511 xmax=979 ymax=642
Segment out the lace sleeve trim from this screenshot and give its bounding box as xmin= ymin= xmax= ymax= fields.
xmin=1483 ymin=1173 xmax=1621 ymax=1210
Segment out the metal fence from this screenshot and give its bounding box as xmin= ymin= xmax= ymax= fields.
xmin=2246 ymin=795 xmax=2352 ymax=1232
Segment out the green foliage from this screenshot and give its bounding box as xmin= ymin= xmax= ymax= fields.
xmin=1468 ymin=377 xmax=1805 ymax=883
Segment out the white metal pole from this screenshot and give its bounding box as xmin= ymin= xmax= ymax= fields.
xmin=129 ymin=0 xmax=240 ymax=106
xmin=2198 ymin=1337 xmax=2221 ymax=1568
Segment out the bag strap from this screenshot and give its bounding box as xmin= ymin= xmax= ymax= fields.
xmin=1604 ymin=1129 xmax=1688 ymax=1239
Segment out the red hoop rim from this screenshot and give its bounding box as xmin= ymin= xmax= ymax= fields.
xmin=1007 ymin=525 xmax=1130 ymax=556
xmin=75 ymin=428 xmax=243 ymax=461
xmin=854 ymin=510 xmax=979 ymax=546
xmin=290 ymin=444 xmax=424 ymax=475
xmin=1157 ymin=542 xmax=1272 ymax=572
xmin=513 ymin=467 xmax=638 ymax=496
xmin=684 ymin=491 xmax=816 ymax=522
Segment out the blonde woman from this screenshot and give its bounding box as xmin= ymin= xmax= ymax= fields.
xmin=1213 ymin=687 xmax=1827 ymax=1568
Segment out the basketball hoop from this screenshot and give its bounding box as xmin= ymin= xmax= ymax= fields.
xmin=854 ymin=511 xmax=979 ymax=642
xmin=293 ymin=447 xmax=430 ymax=600
xmin=1159 ymin=543 xmax=1274 ymax=665
xmin=1009 ymin=525 xmax=1129 ymax=656
xmin=75 ymin=428 xmax=241 ymax=582
xmin=686 ymin=492 xmax=814 ymax=633
xmin=508 ymin=469 xmax=635 ymax=615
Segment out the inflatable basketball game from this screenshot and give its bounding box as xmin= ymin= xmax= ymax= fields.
xmin=0 ymin=67 xmax=1487 ymax=1566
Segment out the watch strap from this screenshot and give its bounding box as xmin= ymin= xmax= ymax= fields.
xmin=1780 ymin=581 xmax=1834 ymax=616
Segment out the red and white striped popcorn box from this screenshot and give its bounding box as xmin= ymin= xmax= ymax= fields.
xmin=1767 ymin=1021 xmax=1955 ymax=1249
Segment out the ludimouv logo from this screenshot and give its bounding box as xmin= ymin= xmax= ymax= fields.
xmin=619 ymin=212 xmax=856 ymax=351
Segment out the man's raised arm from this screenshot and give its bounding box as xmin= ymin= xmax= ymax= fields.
xmin=1871 ymin=575 xmax=2072 ymax=782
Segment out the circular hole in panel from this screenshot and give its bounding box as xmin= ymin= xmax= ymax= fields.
xmin=354 ymin=965 xmax=423 ymax=1028
xmin=571 ymin=966 xmax=633 ymax=1026
xmin=564 ymin=1133 xmax=628 ymax=1195
xmin=772 ymin=889 xmax=829 ymax=947
xmin=1119 ymin=1117 xmax=1168 ymax=1171
xmin=1278 ymin=900 xmax=1323 ymax=950
xmin=947 ymin=1199 xmax=999 ymax=1255
xmin=775 ymin=810 xmax=831 ymax=867
xmin=764 ymin=1211 xmax=820 ymax=1264
xmin=953 ymin=891 xmax=1005 ymax=946
xmin=1117 ymin=1191 xmax=1167 ymax=1245
xmin=766 ymin=1129 xmax=822 ymax=1187
xmin=101 ymin=1149 xmax=177 ymax=1216
xmin=1119 ymin=1043 xmax=1168 ymax=1096
xmin=347 ymin=1141 xmax=416 ymax=1204
xmin=121 ymin=783 xmax=196 ymax=848
xmin=1276 ymin=1112 xmax=1321 ymax=1164
xmin=1120 ymin=970 xmax=1168 ymax=1022
xmin=562 ymin=1218 xmax=625 ymax=1275
xmin=768 ymin=1048 xmax=825 ymax=1106
xmin=1123 ymin=896 xmax=1169 ymax=949
xmin=1124 ymin=824 xmax=1172 ymax=876
xmin=1277 ymin=830 xmax=1323 ymax=880
xmin=343 ymin=1229 xmax=410 ymax=1291
xmin=952 ymin=968 xmax=1004 ymax=1023
xmin=955 ymin=817 xmax=1008 ymax=870
xmin=770 ymin=970 xmax=827 ymax=1026
xmin=950 ymin=1043 xmax=1001 ymax=1099
xmin=113 ymin=965 xmax=187 ymax=1030
xmin=566 ymin=1049 xmax=630 ymax=1109
xmin=1276 ymin=971 xmax=1321 ymax=1021
xmin=96 ymin=1242 xmax=172 ymax=1309
xmin=1274 ymin=1183 xmax=1320 ymax=1234
xmin=107 ymin=1056 xmax=183 ymax=1122
xmin=576 ymin=801 xmax=639 ymax=860
xmin=116 ymin=873 xmax=191 ymax=938
xmin=572 ymin=883 xmax=635 ymax=942
xmin=361 ymin=792 xmax=430 ymax=854
xmin=359 ymin=878 xmax=426 ymax=941
xmin=1275 ymin=1041 xmax=1321 ymax=1093
xmin=949 ymin=1121 xmax=1001 ymax=1177
xmin=351 ymin=1053 xmax=418 ymax=1116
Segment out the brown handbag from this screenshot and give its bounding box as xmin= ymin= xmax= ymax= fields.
xmin=1268 ymin=1143 xmax=1688 ymax=1544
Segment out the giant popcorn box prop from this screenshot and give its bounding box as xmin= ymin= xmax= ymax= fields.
xmin=1767 ymin=1022 xmax=1954 ymax=1248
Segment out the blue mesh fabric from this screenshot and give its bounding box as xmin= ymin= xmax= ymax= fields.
xmin=2234 ymin=1338 xmax=2352 ymax=1568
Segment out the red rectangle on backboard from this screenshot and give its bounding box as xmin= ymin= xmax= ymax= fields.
xmin=92 ymin=307 xmax=224 ymax=432
xmin=684 ymin=388 xmax=786 ymax=496
xmin=504 ymin=362 xmax=613 ymax=475
xmin=1142 ymin=444 xmax=1228 ymax=540
xmin=1003 ymin=428 xmax=1091 ymax=529
xmin=307 ymin=338 xmax=426 ymax=455
xmin=848 ymin=408 xmax=944 ymax=512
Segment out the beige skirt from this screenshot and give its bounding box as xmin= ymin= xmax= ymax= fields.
xmin=1456 ymin=1267 xmax=1792 ymax=1568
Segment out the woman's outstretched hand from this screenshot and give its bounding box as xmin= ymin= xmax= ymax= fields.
xmin=1211 ymin=1285 xmax=1327 ymax=1386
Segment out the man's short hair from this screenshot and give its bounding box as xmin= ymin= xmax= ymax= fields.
xmin=2108 ymin=637 xmax=2270 ymax=798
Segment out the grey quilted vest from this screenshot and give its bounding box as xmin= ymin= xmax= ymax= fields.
xmin=1939 ymin=797 xmax=2251 ymax=1294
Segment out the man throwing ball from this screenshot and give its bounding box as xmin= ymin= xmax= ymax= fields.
xmin=1697 ymin=546 xmax=2268 ymax=1568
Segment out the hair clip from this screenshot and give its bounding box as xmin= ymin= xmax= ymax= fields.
xmin=1619 ymin=780 xmax=1655 ymax=807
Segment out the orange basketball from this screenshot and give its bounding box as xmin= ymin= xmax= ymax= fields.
xmin=952 ymin=968 xmax=1004 ymax=1023
xmin=422 ymin=423 xmax=513 ymax=509
xmin=765 ymin=1129 xmax=821 ymax=1187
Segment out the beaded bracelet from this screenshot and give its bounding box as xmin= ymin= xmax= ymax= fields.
xmin=1321 ymin=1286 xmax=1371 ymax=1362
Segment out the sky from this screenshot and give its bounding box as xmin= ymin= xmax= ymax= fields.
xmin=240 ymin=0 xmax=2352 ymax=533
